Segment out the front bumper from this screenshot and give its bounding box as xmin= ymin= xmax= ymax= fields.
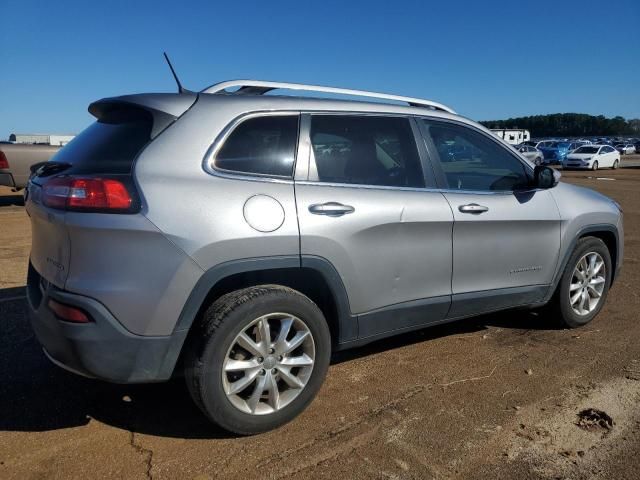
xmin=26 ymin=262 xmax=186 ymax=383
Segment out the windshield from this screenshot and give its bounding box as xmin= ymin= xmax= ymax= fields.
xmin=574 ymin=146 xmax=599 ymax=154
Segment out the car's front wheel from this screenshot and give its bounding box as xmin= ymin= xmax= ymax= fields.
xmin=184 ymin=285 xmax=331 ymax=435
xmin=592 ymin=160 xmax=599 ymax=171
xmin=550 ymin=236 xmax=612 ymax=328
xmin=612 ymin=159 xmax=619 ymax=169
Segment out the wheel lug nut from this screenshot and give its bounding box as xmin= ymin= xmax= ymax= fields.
xmin=278 ymin=355 xmax=283 ymax=361
xmin=259 ymin=369 xmax=265 ymax=375
xmin=257 ymin=357 xmax=263 ymax=363
xmin=268 ymin=348 xmax=275 ymax=354
xmin=271 ymin=368 xmax=277 ymax=374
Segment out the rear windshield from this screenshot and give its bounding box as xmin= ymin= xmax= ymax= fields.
xmin=49 ymin=108 xmax=152 ymax=175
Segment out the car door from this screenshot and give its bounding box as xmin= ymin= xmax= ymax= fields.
xmin=295 ymin=114 xmax=453 ymax=340
xmin=418 ymin=119 xmax=561 ymax=318
xmin=600 ymin=146 xmax=614 ymax=166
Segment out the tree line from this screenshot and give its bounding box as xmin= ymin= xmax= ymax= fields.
xmin=480 ymin=113 xmax=640 ymax=137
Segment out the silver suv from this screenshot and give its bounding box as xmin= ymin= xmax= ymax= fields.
xmin=25 ymin=80 xmax=623 ymax=434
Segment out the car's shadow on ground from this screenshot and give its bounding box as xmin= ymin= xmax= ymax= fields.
xmin=0 ymin=286 xmax=561 ymax=439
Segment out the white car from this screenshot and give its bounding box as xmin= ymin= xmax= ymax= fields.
xmin=563 ymin=145 xmax=620 ymax=170
xmin=615 ymin=144 xmax=636 ymax=155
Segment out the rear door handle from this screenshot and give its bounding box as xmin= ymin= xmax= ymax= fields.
xmin=458 ymin=203 xmax=489 ymax=214
xmin=309 ymin=202 xmax=355 ymax=217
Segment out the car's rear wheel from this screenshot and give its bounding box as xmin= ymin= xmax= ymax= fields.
xmin=592 ymin=160 xmax=598 ymax=171
xmin=184 ymin=285 xmax=331 ymax=435
xmin=550 ymin=236 xmax=612 ymax=328
xmin=612 ymin=159 xmax=619 ymax=169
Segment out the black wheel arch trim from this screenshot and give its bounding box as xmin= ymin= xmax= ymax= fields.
xmin=544 ymin=223 xmax=620 ymax=303
xmin=160 ymin=255 xmax=356 ymax=379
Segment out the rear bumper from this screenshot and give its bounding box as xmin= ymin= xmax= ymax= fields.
xmin=26 ymin=262 xmax=186 ymax=383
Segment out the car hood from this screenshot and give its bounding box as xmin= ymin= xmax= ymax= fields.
xmin=552 ymin=181 xmax=618 ymax=212
xmin=566 ymin=153 xmax=596 ymax=160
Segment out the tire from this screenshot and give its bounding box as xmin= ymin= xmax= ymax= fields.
xmin=549 ymin=236 xmax=612 ymax=328
xmin=184 ymin=285 xmax=331 ymax=435
xmin=592 ymin=160 xmax=598 ymax=171
xmin=612 ymin=159 xmax=619 ymax=169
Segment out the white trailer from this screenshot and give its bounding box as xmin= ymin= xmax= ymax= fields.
xmin=9 ymin=133 xmax=75 ymax=146
xmin=490 ymin=129 xmax=530 ymax=145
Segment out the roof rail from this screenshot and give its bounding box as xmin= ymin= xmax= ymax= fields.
xmin=201 ymin=80 xmax=456 ymax=114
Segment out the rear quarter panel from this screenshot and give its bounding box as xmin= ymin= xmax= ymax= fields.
xmin=134 ymin=96 xmax=300 ymax=277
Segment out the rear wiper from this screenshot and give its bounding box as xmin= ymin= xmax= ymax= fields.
xmin=31 ymin=161 xmax=72 ymax=177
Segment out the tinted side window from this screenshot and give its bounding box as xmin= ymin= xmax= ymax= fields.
xmin=310 ymin=116 xmax=424 ymax=188
xmin=424 ymin=120 xmax=530 ymax=191
xmin=215 ymin=115 xmax=299 ymax=177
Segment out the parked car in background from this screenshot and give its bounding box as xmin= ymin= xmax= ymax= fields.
xmin=615 ymin=144 xmax=636 ymax=155
xmin=24 ymin=79 xmax=623 ymax=434
xmin=0 ymin=144 xmax=61 ymax=190
xmin=539 ymin=141 xmax=572 ymax=164
xmin=521 ymin=140 xmax=552 ymax=149
xmin=563 ymin=145 xmax=620 ymax=170
xmin=515 ymin=145 xmax=544 ymax=165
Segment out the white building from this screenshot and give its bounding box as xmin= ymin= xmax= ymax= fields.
xmin=490 ymin=129 xmax=530 ymax=145
xmin=9 ymin=133 xmax=75 ymax=146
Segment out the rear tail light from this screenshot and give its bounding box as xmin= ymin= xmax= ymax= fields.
xmin=42 ymin=176 xmax=138 ymax=212
xmin=48 ymin=299 xmax=92 ymax=323
xmin=0 ymin=151 xmax=9 ymax=169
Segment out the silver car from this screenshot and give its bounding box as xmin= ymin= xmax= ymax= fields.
xmin=516 ymin=144 xmax=544 ymax=165
xmin=25 ymin=80 xmax=623 ymax=434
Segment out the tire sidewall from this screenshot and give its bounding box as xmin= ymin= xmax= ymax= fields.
xmin=197 ymin=289 xmax=331 ymax=434
xmin=558 ymin=238 xmax=612 ymax=327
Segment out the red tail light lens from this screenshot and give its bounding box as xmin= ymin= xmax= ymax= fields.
xmin=43 ymin=177 xmax=135 ymax=212
xmin=48 ymin=299 xmax=91 ymax=323
xmin=0 ymin=151 xmax=9 ymax=169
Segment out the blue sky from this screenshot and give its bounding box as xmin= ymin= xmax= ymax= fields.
xmin=1 ymin=0 xmax=638 ymax=138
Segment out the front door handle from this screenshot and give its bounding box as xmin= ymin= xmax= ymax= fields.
xmin=309 ymin=202 xmax=355 ymax=217
xmin=458 ymin=203 xmax=489 ymax=214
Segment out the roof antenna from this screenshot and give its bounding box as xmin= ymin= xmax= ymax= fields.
xmin=163 ymin=52 xmax=185 ymax=93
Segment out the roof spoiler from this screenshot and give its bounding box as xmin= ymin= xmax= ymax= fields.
xmin=88 ymin=93 xmax=197 ymax=138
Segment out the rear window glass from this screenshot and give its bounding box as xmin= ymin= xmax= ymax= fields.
xmin=49 ymin=108 xmax=152 ymax=175
xmin=215 ymin=115 xmax=299 ymax=177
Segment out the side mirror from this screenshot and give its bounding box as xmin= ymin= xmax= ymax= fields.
xmin=534 ymin=165 xmax=560 ymax=189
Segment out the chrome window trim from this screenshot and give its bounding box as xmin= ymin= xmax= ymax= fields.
xmin=294 ymin=179 xmax=532 ymax=196
xmin=202 ymin=109 xmax=540 ymax=196
xmin=202 ymin=110 xmax=301 ymax=182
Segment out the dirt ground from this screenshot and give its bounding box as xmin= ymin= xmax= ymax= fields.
xmin=1 ymin=158 xmax=640 ymax=479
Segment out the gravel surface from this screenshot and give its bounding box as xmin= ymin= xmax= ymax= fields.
xmin=1 ymin=165 xmax=639 ymax=479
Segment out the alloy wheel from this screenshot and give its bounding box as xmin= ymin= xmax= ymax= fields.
xmin=569 ymin=252 xmax=606 ymax=316
xmin=222 ymin=313 xmax=315 ymax=415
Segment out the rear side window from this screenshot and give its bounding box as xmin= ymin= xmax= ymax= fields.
xmin=310 ymin=115 xmax=424 ymax=188
xmin=50 ymin=108 xmax=152 ymax=175
xmin=215 ymin=115 xmax=299 ymax=177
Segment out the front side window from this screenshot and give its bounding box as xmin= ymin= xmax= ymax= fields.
xmin=424 ymin=120 xmax=530 ymax=192
xmin=309 ymin=115 xmax=424 ymax=188
xmin=215 ymin=115 xmax=299 ymax=177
